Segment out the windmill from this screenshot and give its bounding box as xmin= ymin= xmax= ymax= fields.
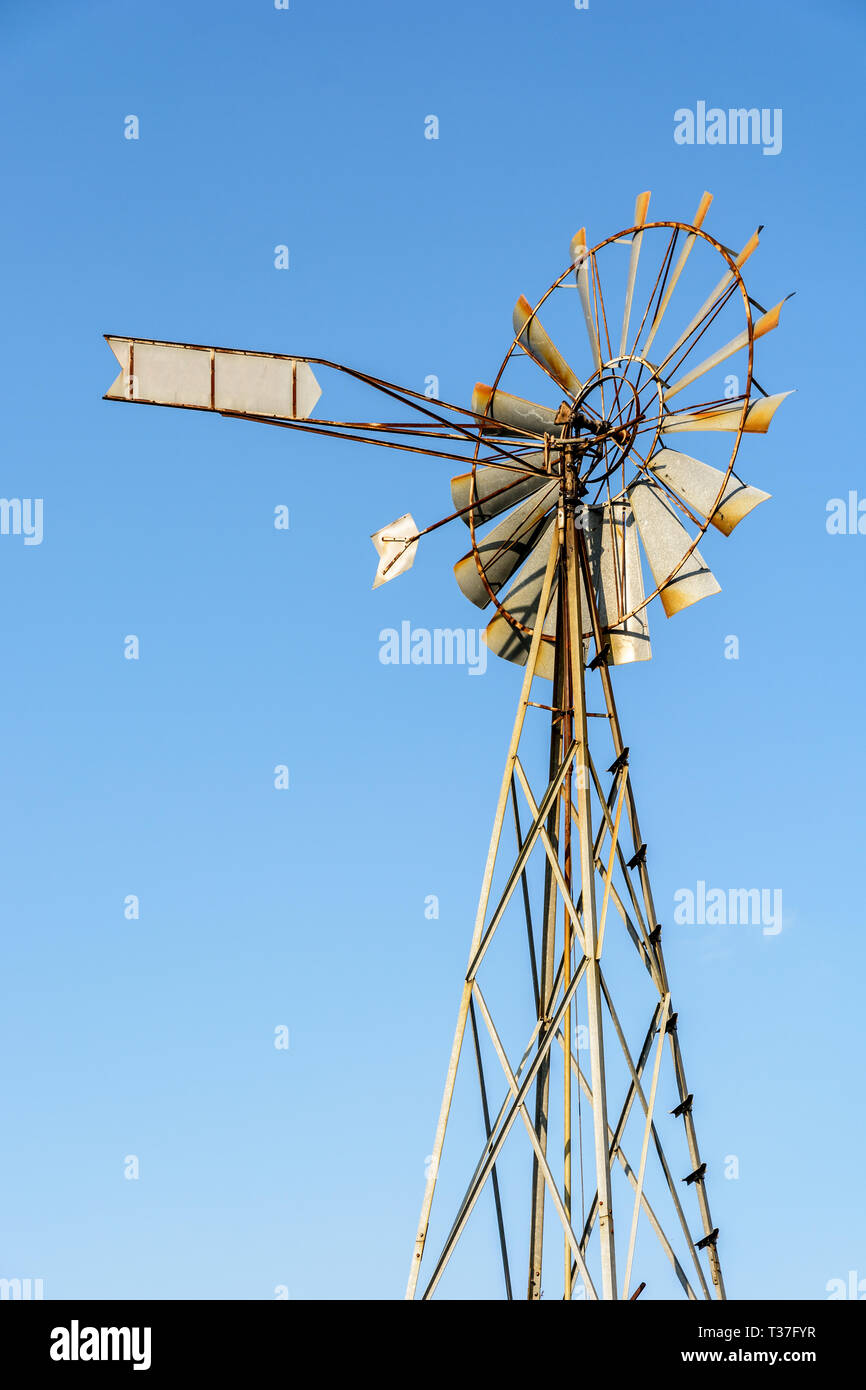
xmin=103 ymin=191 xmax=791 ymax=1301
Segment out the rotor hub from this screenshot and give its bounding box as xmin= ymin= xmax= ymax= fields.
xmin=567 ymin=369 xmax=645 ymax=492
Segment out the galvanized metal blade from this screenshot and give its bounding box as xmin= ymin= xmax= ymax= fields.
xmin=570 ymin=229 xmax=603 ymax=374
xmin=663 ymin=228 xmax=760 ymax=363
xmin=662 ymin=391 xmax=792 ymax=435
xmin=585 ymin=503 xmax=651 ymax=663
xmin=371 ymin=513 xmax=419 ymax=588
xmin=642 ymin=191 xmax=713 ymax=357
xmin=484 ymin=519 xmax=559 ymax=679
xmin=454 ymin=484 xmax=559 ymax=608
xmin=472 ymin=384 xmax=566 ymax=438
xmin=512 ymin=297 xmax=583 ymax=397
xmin=647 ymin=449 xmax=770 ymax=536
xmin=619 ymin=191 xmax=651 ymax=358
xmin=451 ymin=458 xmax=549 ymax=528
xmin=663 ymin=300 xmax=788 ymax=403
xmin=104 ymin=336 xmax=322 ymax=419
xmin=629 ymin=480 xmax=721 ymax=616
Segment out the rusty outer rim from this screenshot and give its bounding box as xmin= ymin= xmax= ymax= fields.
xmin=467 ymin=218 xmax=755 ymax=646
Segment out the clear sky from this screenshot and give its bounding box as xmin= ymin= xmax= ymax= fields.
xmin=0 ymin=0 xmax=863 ymax=1300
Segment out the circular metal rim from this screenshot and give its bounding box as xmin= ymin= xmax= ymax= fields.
xmin=466 ymin=219 xmax=756 ymax=647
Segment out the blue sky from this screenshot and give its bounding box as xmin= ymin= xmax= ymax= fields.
xmin=0 ymin=0 xmax=863 ymax=1300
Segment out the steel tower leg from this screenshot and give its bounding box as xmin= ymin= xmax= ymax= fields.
xmin=527 ymin=597 xmax=565 ymax=1300
xmin=564 ymin=508 xmax=617 ymax=1300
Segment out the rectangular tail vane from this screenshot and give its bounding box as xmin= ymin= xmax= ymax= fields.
xmin=103 ymin=337 xmax=321 ymax=420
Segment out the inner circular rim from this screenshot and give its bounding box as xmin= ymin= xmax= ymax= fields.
xmin=570 ymin=370 xmax=644 ymax=490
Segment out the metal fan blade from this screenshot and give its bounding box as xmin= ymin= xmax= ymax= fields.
xmin=663 ymin=300 xmax=788 ymax=402
xmin=371 ymin=513 xmax=419 ymax=589
xmin=629 ymin=480 xmax=721 ymax=616
xmin=485 ymin=610 xmax=557 ymax=681
xmin=472 ymin=384 xmax=566 ymax=438
xmin=585 ymin=503 xmax=651 ymax=663
xmin=454 ymin=483 xmax=558 ymax=608
xmin=484 ymin=520 xmax=559 ymax=679
xmin=642 ymin=191 xmax=713 ymax=356
xmin=104 ymin=336 xmax=322 ymax=419
xmin=513 ymin=297 xmax=583 ymax=396
xmin=662 ymin=228 xmax=760 ymax=365
xmin=648 ymin=449 xmax=770 ymax=536
xmin=570 ymin=229 xmax=603 ymax=374
xmin=662 ymin=391 xmax=792 ymax=435
xmin=451 ymin=458 xmax=548 ymax=527
xmin=619 ymin=191 xmax=651 ymax=358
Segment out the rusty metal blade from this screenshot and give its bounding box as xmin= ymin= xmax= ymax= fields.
xmin=648 ymin=449 xmax=770 ymax=536
xmin=472 ymin=384 xmax=565 ymax=438
xmin=484 ymin=613 xmax=557 ymax=681
xmin=585 ymin=503 xmax=651 ymax=662
xmin=619 ymin=191 xmax=651 ymax=358
xmin=570 ymin=229 xmax=603 ymax=374
xmin=662 ymin=392 xmax=792 ymax=435
xmin=104 ymin=336 xmax=322 ymax=419
xmin=371 ymin=513 xmax=419 ymax=588
xmin=513 ymin=297 xmax=583 ymax=396
xmin=451 ymin=459 xmax=548 ymax=527
xmin=663 ymin=300 xmax=788 ymax=403
xmin=663 ymin=228 xmax=760 ymax=364
xmin=641 ymin=191 xmax=713 ymax=356
xmin=629 ymin=480 xmax=721 ymax=616
xmin=484 ymin=520 xmax=559 ymax=678
xmin=454 ymin=484 xmax=558 ymax=608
